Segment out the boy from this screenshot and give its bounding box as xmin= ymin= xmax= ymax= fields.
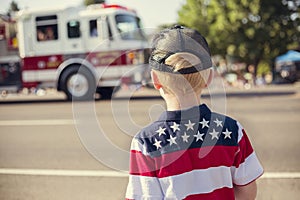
xmin=125 ymin=25 xmax=263 ymax=200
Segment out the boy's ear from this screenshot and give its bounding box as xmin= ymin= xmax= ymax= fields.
xmin=204 ymin=69 xmax=213 ymax=88
xmin=151 ymin=70 xmax=162 ymax=90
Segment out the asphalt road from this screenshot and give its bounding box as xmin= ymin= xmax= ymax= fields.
xmin=0 ymin=83 xmax=299 ymax=200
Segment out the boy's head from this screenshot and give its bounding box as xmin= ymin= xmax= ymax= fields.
xmin=149 ymin=25 xmax=213 ymax=95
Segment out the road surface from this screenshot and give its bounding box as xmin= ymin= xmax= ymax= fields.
xmin=0 ymin=83 xmax=299 ymax=199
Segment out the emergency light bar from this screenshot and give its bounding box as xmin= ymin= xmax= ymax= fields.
xmin=87 ymin=3 xmax=134 ymax=12
xmin=101 ymin=4 xmax=128 ymax=10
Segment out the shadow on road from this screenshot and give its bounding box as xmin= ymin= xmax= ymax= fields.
xmin=0 ymin=98 xmax=68 ymax=105
xmin=202 ymin=90 xmax=296 ymax=99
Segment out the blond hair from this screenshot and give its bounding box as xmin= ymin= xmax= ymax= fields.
xmin=153 ymin=52 xmax=211 ymax=95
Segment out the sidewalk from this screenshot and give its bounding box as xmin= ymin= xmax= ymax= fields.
xmin=117 ymin=82 xmax=300 ymax=99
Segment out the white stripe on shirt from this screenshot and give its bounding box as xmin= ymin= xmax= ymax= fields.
xmin=131 ymin=138 xmax=148 ymax=153
xmin=236 ymin=122 xmax=244 ymax=143
xmin=231 ymin=152 xmax=264 ymax=185
xmin=126 ymin=166 xmax=233 ymax=199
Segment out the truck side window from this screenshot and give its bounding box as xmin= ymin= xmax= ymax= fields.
xmin=89 ymin=20 xmax=98 ymax=37
xmin=89 ymin=18 xmax=113 ymax=40
xmin=36 ymin=15 xmax=58 ymax=41
xmin=67 ymin=20 xmax=80 ymax=38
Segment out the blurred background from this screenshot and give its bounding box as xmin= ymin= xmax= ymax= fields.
xmin=1 ymin=0 xmax=300 ymax=88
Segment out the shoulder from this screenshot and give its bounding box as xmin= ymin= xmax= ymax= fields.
xmin=211 ymin=111 xmax=238 ymax=127
xmin=209 ymin=111 xmax=243 ymax=144
xmin=132 ymin=121 xmax=165 ymax=149
xmin=135 ymin=121 xmax=164 ymax=140
xmin=131 ymin=119 xmax=183 ymax=158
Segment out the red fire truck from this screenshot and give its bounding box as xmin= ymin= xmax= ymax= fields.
xmin=0 ymin=4 xmax=149 ymax=100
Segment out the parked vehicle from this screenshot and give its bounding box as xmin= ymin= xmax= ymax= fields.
xmin=0 ymin=4 xmax=149 ymax=100
xmin=274 ymin=50 xmax=300 ymax=83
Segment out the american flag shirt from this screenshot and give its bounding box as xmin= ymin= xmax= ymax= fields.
xmin=126 ymin=104 xmax=263 ymax=200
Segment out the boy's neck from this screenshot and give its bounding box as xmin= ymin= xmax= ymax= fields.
xmin=162 ymin=91 xmax=202 ymax=111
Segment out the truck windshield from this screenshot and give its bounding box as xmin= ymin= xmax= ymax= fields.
xmin=115 ymin=14 xmax=146 ymax=41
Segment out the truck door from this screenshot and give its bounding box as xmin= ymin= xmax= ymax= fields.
xmin=84 ymin=16 xmax=110 ymax=53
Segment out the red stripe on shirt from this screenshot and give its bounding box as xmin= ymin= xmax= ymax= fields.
xmin=233 ymin=129 xmax=254 ymax=168
xmin=130 ymin=130 xmax=255 ymax=178
xmin=129 ymin=150 xmax=157 ymax=177
xmin=126 ymin=187 xmax=235 ymax=200
xmin=130 ymin=146 xmax=238 ymax=178
xmin=183 ymin=187 xmax=234 ymax=200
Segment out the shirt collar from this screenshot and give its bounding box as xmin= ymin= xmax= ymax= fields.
xmin=158 ymin=104 xmax=211 ymax=121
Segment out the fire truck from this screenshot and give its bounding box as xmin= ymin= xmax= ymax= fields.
xmin=0 ymin=4 xmax=149 ymax=100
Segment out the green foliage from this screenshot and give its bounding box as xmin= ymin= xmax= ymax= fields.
xmin=257 ymin=60 xmax=271 ymax=76
xmin=178 ymin=0 xmax=300 ymax=70
xmin=84 ymin=0 xmax=105 ymax=6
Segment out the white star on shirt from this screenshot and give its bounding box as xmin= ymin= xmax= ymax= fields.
xmin=184 ymin=120 xmax=195 ymax=131
xmin=153 ymin=138 xmax=162 ymax=149
xmin=167 ymin=135 xmax=177 ymax=146
xmin=170 ymin=122 xmax=180 ymax=132
xmin=156 ymin=126 xmax=166 ymax=137
xmin=181 ymin=132 xmax=190 ymax=143
xmin=194 ymin=131 xmax=204 ymax=142
xmin=214 ymin=118 xmax=223 ymax=127
xmin=222 ymin=128 xmax=232 ymax=139
xmin=209 ymin=129 xmax=219 ymax=140
xmin=199 ymin=118 xmax=209 ymax=129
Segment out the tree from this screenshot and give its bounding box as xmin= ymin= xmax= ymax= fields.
xmin=178 ymin=0 xmax=300 ymax=73
xmin=84 ymin=0 xmax=105 ymax=6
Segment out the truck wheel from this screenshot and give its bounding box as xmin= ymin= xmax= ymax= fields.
xmin=60 ymin=66 xmax=96 ymax=101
